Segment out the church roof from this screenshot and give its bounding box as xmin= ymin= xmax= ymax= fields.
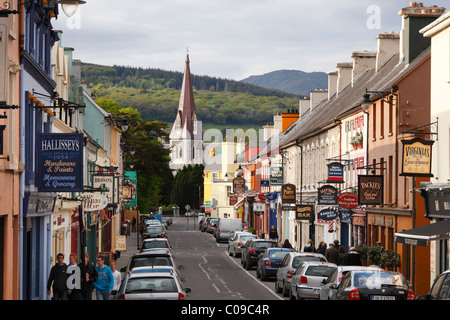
xmin=170 ymin=54 xmax=197 ymax=140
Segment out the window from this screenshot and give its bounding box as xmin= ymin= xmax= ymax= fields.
xmin=380 ymin=100 xmax=384 ymax=139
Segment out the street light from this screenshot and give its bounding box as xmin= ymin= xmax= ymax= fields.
xmin=56 ymin=0 xmax=86 ymax=17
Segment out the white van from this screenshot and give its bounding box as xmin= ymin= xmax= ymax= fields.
xmin=215 ymin=218 xmax=243 ymax=243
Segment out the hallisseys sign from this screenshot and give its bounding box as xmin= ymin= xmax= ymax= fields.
xmin=37 ymin=133 xmax=84 ymax=192
xmin=400 ymin=138 xmax=434 ymax=177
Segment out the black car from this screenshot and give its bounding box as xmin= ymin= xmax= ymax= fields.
xmin=241 ymin=239 xmax=278 ymax=270
xmin=417 ymin=269 xmax=450 ymax=300
xmin=143 ymin=225 xmax=167 ymax=239
xmin=333 ymin=269 xmax=415 ymax=300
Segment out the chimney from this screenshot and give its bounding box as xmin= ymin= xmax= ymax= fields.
xmin=399 ymin=2 xmax=446 ymax=64
xmin=327 ymin=71 xmax=338 ymax=100
xmin=336 ymin=62 xmax=352 ymax=96
xmin=281 ymin=109 xmax=299 ymax=132
xmin=376 ymin=32 xmax=400 ymax=72
xmin=310 ymin=89 xmax=328 ymax=111
xmin=351 ymin=51 xmax=376 ymax=85
xmin=299 ymin=97 xmax=310 ymax=117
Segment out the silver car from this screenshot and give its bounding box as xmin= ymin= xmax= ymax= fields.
xmin=289 ymin=261 xmax=337 ymax=300
xmin=320 ymin=266 xmax=382 ymax=300
xmin=275 ymin=252 xmax=327 ymax=297
xmin=227 ymin=232 xmax=257 ymax=257
xmin=116 ymin=266 xmax=191 ymax=300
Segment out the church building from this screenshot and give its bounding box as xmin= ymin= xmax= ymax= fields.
xmin=169 ymin=54 xmax=203 ymax=172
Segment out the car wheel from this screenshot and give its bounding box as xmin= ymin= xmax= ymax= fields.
xmin=289 ymin=288 xmax=296 ymax=301
xmin=228 ymin=247 xmax=233 ymax=256
xmin=282 ymin=281 xmax=289 ymax=297
xmin=260 ymin=270 xmax=267 ymax=281
xmin=275 ymin=280 xmax=282 ymax=293
xmin=245 ymin=258 xmax=252 ymax=270
xmin=256 ymin=268 xmax=261 ymax=278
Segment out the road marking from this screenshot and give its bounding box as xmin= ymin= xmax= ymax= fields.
xmin=225 ymin=251 xmax=284 ymax=300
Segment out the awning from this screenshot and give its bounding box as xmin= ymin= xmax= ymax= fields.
xmin=394 ymin=219 xmax=450 ymax=247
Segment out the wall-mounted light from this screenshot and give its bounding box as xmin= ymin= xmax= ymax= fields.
xmin=56 ymin=0 xmax=85 ymax=17
xmin=360 ymin=86 xmax=397 ymax=113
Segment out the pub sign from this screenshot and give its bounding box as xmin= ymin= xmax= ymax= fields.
xmin=318 ymin=185 xmax=338 ymax=205
xmin=282 ymin=184 xmax=296 ymax=204
xmin=37 ymin=133 xmax=84 ymax=192
xmin=296 ymin=205 xmax=314 ymax=220
xmin=358 ymin=175 xmax=384 ymax=205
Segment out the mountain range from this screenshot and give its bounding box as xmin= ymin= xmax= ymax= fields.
xmin=241 ymin=70 xmax=328 ymax=96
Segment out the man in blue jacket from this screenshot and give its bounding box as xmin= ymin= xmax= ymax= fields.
xmin=93 ymin=256 xmax=114 ymax=300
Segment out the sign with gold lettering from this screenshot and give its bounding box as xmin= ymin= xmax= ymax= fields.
xmin=282 ymin=184 xmax=296 ymax=204
xmin=37 ymin=133 xmax=84 ymax=192
xmin=400 ymin=138 xmax=434 ymax=177
xmin=358 ymin=175 xmax=384 ymax=205
xmin=296 ymin=205 xmax=314 ymax=220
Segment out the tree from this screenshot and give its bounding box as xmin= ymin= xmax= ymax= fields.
xmin=170 ymin=164 xmax=205 ymax=212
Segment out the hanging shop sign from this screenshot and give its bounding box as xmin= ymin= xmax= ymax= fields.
xmin=327 ymin=162 xmax=344 ymax=183
xmin=339 ymin=208 xmax=352 ymax=224
xmin=282 ymin=184 xmax=296 ymax=204
xmin=233 ymin=176 xmax=245 ymax=196
xmin=124 ymin=171 xmax=137 ymax=208
xmin=296 ymin=205 xmax=314 ymax=220
xmin=269 ymin=167 xmax=284 ymax=186
xmin=318 ymin=185 xmax=338 ymax=205
xmin=318 ymin=207 xmax=338 ymax=221
xmin=253 ymin=202 xmax=266 ymax=213
xmin=420 ymin=184 xmax=450 ymax=219
xmin=229 ymin=195 xmax=238 ymax=206
xmin=337 ymin=192 xmax=358 ymax=209
xmin=358 ymin=175 xmax=384 ymax=205
xmin=37 ymin=133 xmax=84 ymax=192
xmin=82 ymin=193 xmax=108 ymax=212
xmin=93 ymin=174 xmax=118 ymax=205
xmin=400 ymin=138 xmax=434 ymax=177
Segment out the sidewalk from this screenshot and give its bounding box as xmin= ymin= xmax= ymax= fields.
xmin=116 ymin=230 xmax=140 ymax=272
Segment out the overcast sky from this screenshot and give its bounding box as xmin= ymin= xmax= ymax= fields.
xmin=52 ymin=1 xmax=448 ymax=80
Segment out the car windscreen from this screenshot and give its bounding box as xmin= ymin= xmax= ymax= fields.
xmin=352 ymin=271 xmax=409 ymax=289
xmin=130 ymin=256 xmax=173 ymax=269
xmin=142 ymin=241 xmax=169 ymax=249
xmin=239 ymin=235 xmax=257 ymax=241
xmin=292 ymin=256 xmax=325 ymax=269
xmin=268 ymin=250 xmax=291 ymax=259
xmin=253 ymin=242 xmax=276 ymax=248
xmin=146 ymin=226 xmax=164 ymax=233
xmin=305 ymin=265 xmax=336 ymax=277
xmin=126 ymin=277 xmax=178 ymax=293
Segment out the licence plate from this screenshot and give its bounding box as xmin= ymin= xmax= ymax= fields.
xmin=314 ymin=289 xmax=320 ymax=294
xmin=371 ymin=295 xmax=395 ymax=300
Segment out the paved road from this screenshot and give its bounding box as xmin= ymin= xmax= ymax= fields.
xmin=168 ymin=216 xmax=285 ymax=300
xmin=116 ymin=216 xmax=285 ymax=300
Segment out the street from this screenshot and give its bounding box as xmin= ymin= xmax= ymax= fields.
xmin=118 ymin=216 xmax=285 ymax=300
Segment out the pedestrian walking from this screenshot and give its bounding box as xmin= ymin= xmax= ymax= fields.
xmin=303 ymin=239 xmax=315 ymax=252
xmin=109 ymin=259 xmax=121 ymax=300
xmin=94 ymin=255 xmax=115 ymax=300
xmin=269 ymin=226 xmax=278 ymax=241
xmin=325 ymin=240 xmax=340 ymax=264
xmin=282 ymin=239 xmax=293 ymax=249
xmin=337 ymin=246 xmax=347 ymax=266
xmin=47 ymin=253 xmax=68 ymax=300
xmin=132 ymin=216 xmax=137 ymax=232
xmin=67 ymin=253 xmax=83 ymax=300
xmin=344 ymin=247 xmax=363 ymax=266
xmin=84 ymin=253 xmax=97 ymax=300
xmin=316 ymin=242 xmax=327 ymax=255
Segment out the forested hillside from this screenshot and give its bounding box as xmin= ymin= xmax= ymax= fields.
xmin=81 ymin=63 xmax=303 ymax=127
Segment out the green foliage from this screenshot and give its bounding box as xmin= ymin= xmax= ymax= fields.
xmin=355 ymin=244 xmax=400 ymax=270
xmin=170 ymin=164 xmax=205 ymax=211
xmin=82 ymin=63 xmax=302 ymax=127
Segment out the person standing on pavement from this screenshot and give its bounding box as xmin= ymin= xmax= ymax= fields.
xmin=269 ymin=226 xmax=278 ymax=241
xmin=94 ymin=256 xmax=114 ymax=300
xmin=47 ymin=253 xmax=68 ymax=300
xmin=109 ymin=260 xmax=121 ymax=300
xmin=84 ymin=253 xmax=97 ymax=300
xmin=67 ymin=253 xmax=83 ymax=300
xmin=325 ymin=240 xmax=340 ymax=264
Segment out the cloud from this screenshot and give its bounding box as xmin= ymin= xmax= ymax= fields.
xmin=52 ymin=0 xmax=448 ymax=80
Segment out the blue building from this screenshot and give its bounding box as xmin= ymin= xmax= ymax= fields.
xmin=19 ymin=0 xmax=60 ymax=300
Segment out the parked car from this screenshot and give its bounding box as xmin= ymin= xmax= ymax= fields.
xmin=200 ymin=217 xmax=213 ymax=232
xmin=319 ymin=265 xmax=382 ymax=300
xmin=206 ymin=218 xmax=218 ymax=234
xmin=140 ymin=238 xmax=172 ymax=254
xmin=241 ymin=239 xmax=278 ymax=270
xmin=417 ymin=269 xmax=450 ymax=300
xmin=227 ymin=232 xmax=257 ymax=257
xmin=120 ymin=251 xmax=178 ymax=274
xmin=215 ymin=218 xmax=243 ymax=243
xmin=333 ymin=269 xmax=415 ymax=300
xmin=143 ymin=225 xmax=167 ymax=239
xmin=116 ymin=266 xmax=191 ymax=300
xmin=256 ymin=248 xmax=294 ymax=281
xmin=275 ymin=252 xmax=327 ymax=297
xmin=289 ymin=261 xmax=337 ymax=300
